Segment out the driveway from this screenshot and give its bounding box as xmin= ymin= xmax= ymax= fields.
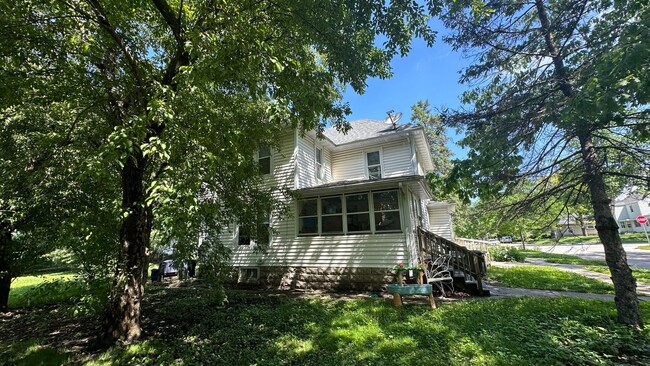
xmin=529 ymin=243 xmax=650 ymax=269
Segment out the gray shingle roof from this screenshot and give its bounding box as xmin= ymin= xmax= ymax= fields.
xmin=323 ymin=119 xmax=421 ymax=145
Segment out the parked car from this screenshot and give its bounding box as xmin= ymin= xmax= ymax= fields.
xmin=500 ymin=236 xmax=513 ymax=243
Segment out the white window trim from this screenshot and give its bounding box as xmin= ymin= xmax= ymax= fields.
xmin=237 ymin=224 xmax=251 ymax=246
xmin=257 ymin=146 xmax=273 ymax=176
xmin=237 ymin=214 xmax=272 ymax=247
xmin=364 ymin=149 xmax=383 ymax=180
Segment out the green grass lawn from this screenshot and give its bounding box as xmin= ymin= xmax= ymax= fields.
xmin=486 ymin=265 xmax=615 ymax=294
xmin=585 ymin=266 xmax=650 ymax=284
xmin=519 ymin=250 xmax=607 ymax=266
xmin=528 ymin=233 xmax=648 ymax=245
xmin=639 ymin=245 xmax=650 ymax=250
xmin=2 ymin=287 xmax=649 ymax=366
xmin=8 ymin=273 xmax=76 ymax=308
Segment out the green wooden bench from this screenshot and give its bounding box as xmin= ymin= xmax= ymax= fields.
xmin=386 ymin=284 xmax=436 ymax=309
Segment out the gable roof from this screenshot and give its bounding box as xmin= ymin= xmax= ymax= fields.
xmin=323 ymin=119 xmax=421 ymax=145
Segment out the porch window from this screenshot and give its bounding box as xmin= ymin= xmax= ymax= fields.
xmin=315 ymin=148 xmax=323 ymax=180
xmin=258 ymin=146 xmax=271 ymax=175
xmin=321 ymin=196 xmax=343 ymax=234
xmin=346 ymin=193 xmax=371 ymax=232
xmin=298 ymin=198 xmax=318 ymax=235
xmin=297 ymin=189 xmax=400 ymax=235
xmin=366 ymin=151 xmax=381 ymax=180
xmin=373 ymin=190 xmax=401 ymax=231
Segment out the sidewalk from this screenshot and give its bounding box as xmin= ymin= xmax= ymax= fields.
xmin=489 ymin=258 xmax=650 ymax=300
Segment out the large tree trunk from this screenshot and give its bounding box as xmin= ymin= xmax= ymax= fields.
xmin=579 ymin=131 xmax=643 ymax=328
xmin=101 ymin=152 xmax=152 ymax=344
xmin=0 ymin=222 xmax=12 ymax=312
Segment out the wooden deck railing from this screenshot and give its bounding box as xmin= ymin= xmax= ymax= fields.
xmin=417 ymin=227 xmax=487 ymax=294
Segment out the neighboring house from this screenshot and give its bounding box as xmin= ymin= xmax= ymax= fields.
xmin=613 ymin=194 xmax=650 ymax=234
xmin=555 ymin=213 xmax=598 ymax=238
xmin=219 ymin=119 xmax=456 ymax=291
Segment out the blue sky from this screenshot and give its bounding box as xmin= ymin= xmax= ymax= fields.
xmin=342 ymin=24 xmax=471 ymax=159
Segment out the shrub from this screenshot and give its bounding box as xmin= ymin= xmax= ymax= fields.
xmin=489 ymin=246 xmax=526 ymax=262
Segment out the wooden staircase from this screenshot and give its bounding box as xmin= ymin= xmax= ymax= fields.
xmin=417 ymin=227 xmax=490 ymax=296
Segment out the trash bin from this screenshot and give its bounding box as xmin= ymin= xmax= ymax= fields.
xmin=151 ymin=268 xmax=161 ymax=282
xmin=188 ymin=260 xmax=197 ymax=278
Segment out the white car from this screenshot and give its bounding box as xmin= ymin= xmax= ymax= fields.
xmin=500 ymin=236 xmax=513 ymax=243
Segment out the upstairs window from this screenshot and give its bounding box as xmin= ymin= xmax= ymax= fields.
xmin=238 ymin=225 xmax=251 ymax=246
xmin=629 ymin=205 xmax=634 ymax=212
xmin=315 ymin=148 xmax=323 ymax=180
xmin=366 ymin=151 xmax=381 ymax=180
xmin=258 ymin=146 xmax=271 ymax=175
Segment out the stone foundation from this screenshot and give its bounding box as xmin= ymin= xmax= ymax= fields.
xmin=230 ymin=266 xmax=406 ymax=291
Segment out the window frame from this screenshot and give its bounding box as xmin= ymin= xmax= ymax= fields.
xmin=258 ymin=146 xmax=272 ymax=175
xmin=297 ymin=198 xmax=319 ymax=236
xmin=237 ymin=213 xmax=271 ymax=246
xmin=238 ymin=225 xmax=251 ymax=246
xmin=373 ymin=190 xmax=402 ymax=232
xmin=296 ymin=189 xmax=402 ymax=236
xmin=238 ymin=267 xmax=259 ymax=282
xmin=365 ymin=150 xmax=383 ymax=180
xmin=345 ymin=193 xmax=372 ymax=234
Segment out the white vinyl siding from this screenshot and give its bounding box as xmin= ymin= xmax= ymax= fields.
xmin=427 ymin=205 xmax=454 ymax=241
xmin=331 ymin=140 xmax=413 ymax=181
xmin=224 ymin=132 xmax=296 ymax=266
xmin=231 ymin=181 xmax=412 ymax=268
xmin=295 ymin=135 xmax=332 ymax=188
xmin=231 ymin=233 xmax=407 ymax=268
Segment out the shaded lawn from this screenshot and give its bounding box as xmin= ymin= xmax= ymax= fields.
xmin=2 ymin=286 xmax=650 ymax=366
xmin=8 ymin=273 xmax=76 ymax=308
xmin=585 ymin=266 xmax=650 ymax=284
xmin=519 ymin=250 xmax=607 ymax=266
xmin=528 ymin=233 xmax=647 ymax=245
xmin=486 ymin=265 xmax=615 ymax=294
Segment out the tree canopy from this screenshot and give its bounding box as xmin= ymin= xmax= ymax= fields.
xmin=0 ymin=0 xmax=437 ymax=342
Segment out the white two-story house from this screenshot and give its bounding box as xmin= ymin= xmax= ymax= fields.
xmin=221 ymin=119 xmax=455 ymax=291
xmin=614 ymin=194 xmax=650 ymax=234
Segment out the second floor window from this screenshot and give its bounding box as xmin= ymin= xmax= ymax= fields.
xmin=366 ymin=151 xmax=381 ymax=179
xmin=238 ymin=225 xmax=251 ymax=246
xmin=258 ymin=146 xmax=271 ymax=175
xmin=315 ymin=148 xmax=323 ymax=180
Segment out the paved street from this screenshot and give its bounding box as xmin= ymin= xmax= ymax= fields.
xmin=527 ymin=243 xmax=650 ymax=269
